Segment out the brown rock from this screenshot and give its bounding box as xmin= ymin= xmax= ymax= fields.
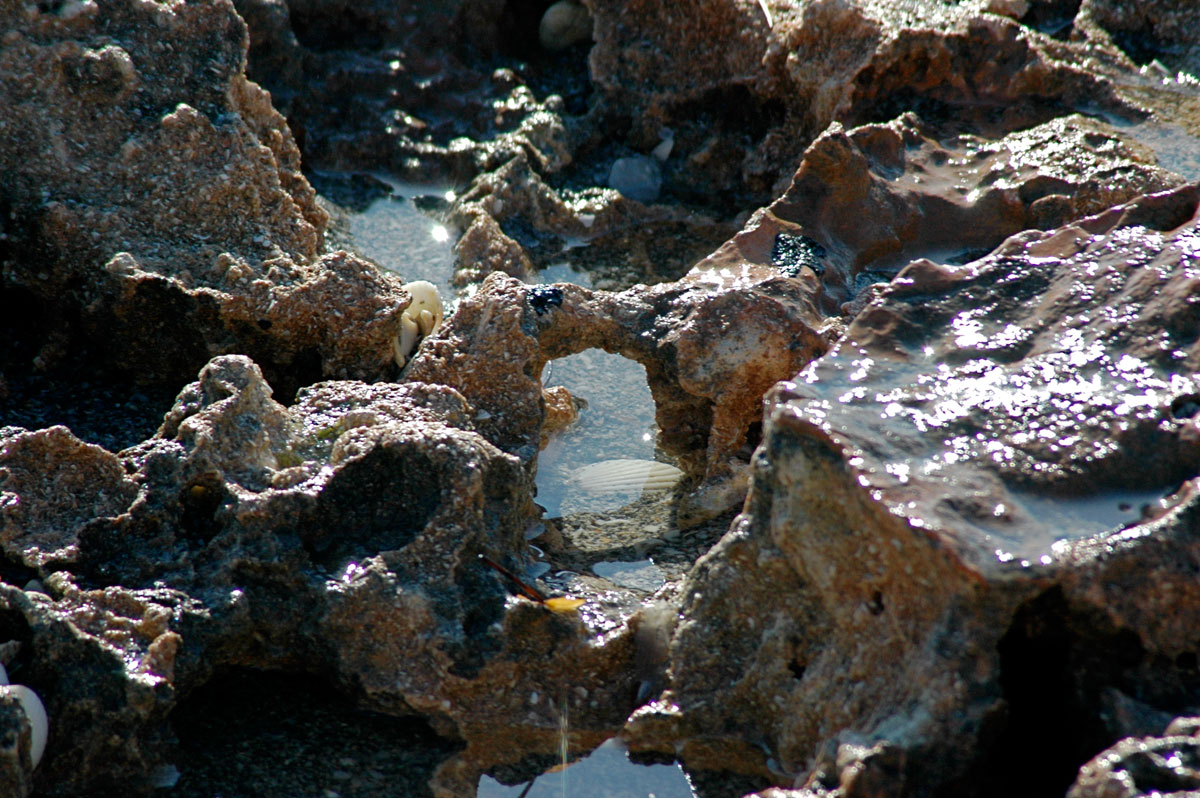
xmin=586 ymin=0 xmax=1139 ymax=197
xmin=0 ymin=0 xmax=421 ymax=392
xmin=404 ymin=265 xmax=825 ymax=499
xmin=0 ymin=426 xmax=138 ymax=570
xmin=643 ymin=185 xmax=1200 ymax=794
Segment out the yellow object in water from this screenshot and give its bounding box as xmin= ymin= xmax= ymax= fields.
xmin=543 ymin=596 xmax=586 ymax=613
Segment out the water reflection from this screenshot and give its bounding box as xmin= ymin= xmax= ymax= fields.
xmin=536 ymin=350 xmax=664 ymax=517
xmin=346 ymin=191 xmax=458 ymax=298
xmin=315 ymin=171 xmax=460 ymax=299
xmin=477 ymin=738 xmax=695 ymax=798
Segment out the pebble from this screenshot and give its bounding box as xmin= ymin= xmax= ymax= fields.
xmin=608 ymin=156 xmax=662 ymax=203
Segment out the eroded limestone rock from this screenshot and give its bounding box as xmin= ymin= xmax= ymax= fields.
xmin=631 ymin=185 xmax=1200 ymax=794
xmin=402 ymin=267 xmax=826 ymax=502
xmin=0 ymin=426 xmax=138 ymax=569
xmin=0 ymin=0 xmax=412 ymax=391
xmin=588 ymin=0 xmax=1141 ymax=197
xmin=0 ymin=355 xmax=648 ymax=793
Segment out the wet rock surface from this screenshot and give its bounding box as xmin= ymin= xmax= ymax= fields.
xmin=644 ymin=186 xmax=1200 ymax=795
xmin=1068 ymin=716 xmax=1200 ymax=798
xmin=1 ymin=0 xmax=1199 ymax=795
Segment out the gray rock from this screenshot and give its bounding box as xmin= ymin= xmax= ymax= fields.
xmin=608 ymin=156 xmax=663 ymax=204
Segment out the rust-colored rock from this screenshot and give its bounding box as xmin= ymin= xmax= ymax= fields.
xmin=637 ymin=185 xmax=1200 ymax=795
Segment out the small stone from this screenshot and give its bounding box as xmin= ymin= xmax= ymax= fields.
xmin=539 ymin=0 xmax=592 ymax=51
xmin=608 ymin=156 xmax=662 ymax=203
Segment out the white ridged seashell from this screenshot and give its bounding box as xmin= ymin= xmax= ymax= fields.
xmin=567 ymin=459 xmax=683 ymax=495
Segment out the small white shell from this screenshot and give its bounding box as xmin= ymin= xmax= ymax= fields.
xmin=393 ymin=280 xmax=445 ymax=367
xmin=3 ymin=684 xmax=48 ymax=767
xmin=567 ymin=459 xmax=683 ymax=494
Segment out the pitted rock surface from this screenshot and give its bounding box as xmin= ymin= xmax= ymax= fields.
xmin=637 ymin=186 xmax=1200 ymax=794
xmin=0 ymin=0 xmax=413 ymax=390
xmin=0 ymin=355 xmax=641 ymax=794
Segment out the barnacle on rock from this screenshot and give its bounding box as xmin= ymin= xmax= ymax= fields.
xmin=393 ymin=280 xmax=444 ymax=367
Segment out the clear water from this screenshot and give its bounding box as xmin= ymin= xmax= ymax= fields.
xmin=332 ymin=175 xmax=460 ymax=299
xmin=591 ymin=560 xmax=667 ymax=592
xmin=535 ymin=350 xmax=663 ymax=518
xmin=1125 ymin=121 xmax=1200 ymax=181
xmin=532 ymin=260 xmax=669 ymax=518
xmin=476 ymin=738 xmax=695 ymax=798
xmin=330 ymin=184 xmax=670 ymax=519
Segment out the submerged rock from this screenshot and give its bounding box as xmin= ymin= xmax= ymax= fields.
xmin=640 ymin=185 xmax=1200 ymax=794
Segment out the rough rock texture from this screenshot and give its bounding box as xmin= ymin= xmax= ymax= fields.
xmin=631 ymin=185 xmax=1200 ymax=795
xmin=0 ymin=686 xmax=36 ymax=798
xmin=404 ymin=105 xmax=1185 ymax=529
xmin=0 ymin=0 xmax=411 ymax=391
xmin=587 ymin=0 xmax=1141 ymax=198
xmin=403 ymin=267 xmax=826 ymax=514
xmin=0 ymin=426 xmax=138 ymax=569
xmin=1080 ymin=0 xmax=1200 ymax=74
xmin=2 ymin=0 xmax=1200 ymax=794
xmin=0 ymin=355 xmax=646 ymax=794
xmin=1069 ymin=717 xmax=1200 ymax=798
xmin=757 ymin=112 xmax=1186 ymax=314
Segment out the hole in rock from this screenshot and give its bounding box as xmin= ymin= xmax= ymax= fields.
xmin=309 ymin=447 xmax=441 ymax=570
xmin=1171 ymin=394 xmax=1200 ymax=419
xmin=169 ymin=668 xmax=460 ymax=797
xmin=496 ymin=0 xmax=558 ymax=59
xmin=179 ymin=478 xmax=227 ymax=543
xmin=0 ymin=605 xmax=34 ymax=682
xmin=287 ymin=5 xmax=385 ymax=52
xmin=536 ymin=349 xmax=674 ymax=519
xmin=1018 ymin=0 xmax=1080 ymax=39
xmin=983 ymin=586 xmax=1146 ymax=798
xmin=1109 ymin=27 xmax=1184 ymax=68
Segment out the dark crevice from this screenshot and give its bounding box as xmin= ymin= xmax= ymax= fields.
xmin=1018 ymin=0 xmax=1081 ymax=40
xmin=170 ymin=668 xmax=461 ymax=798
xmin=980 ymin=586 xmax=1147 ymax=798
xmin=0 ymin=286 xmax=177 ymax=451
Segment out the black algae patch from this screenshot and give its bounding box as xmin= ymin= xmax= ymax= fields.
xmin=528 ymin=285 xmax=564 ymax=315
xmin=772 ymin=233 xmax=826 ymax=277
